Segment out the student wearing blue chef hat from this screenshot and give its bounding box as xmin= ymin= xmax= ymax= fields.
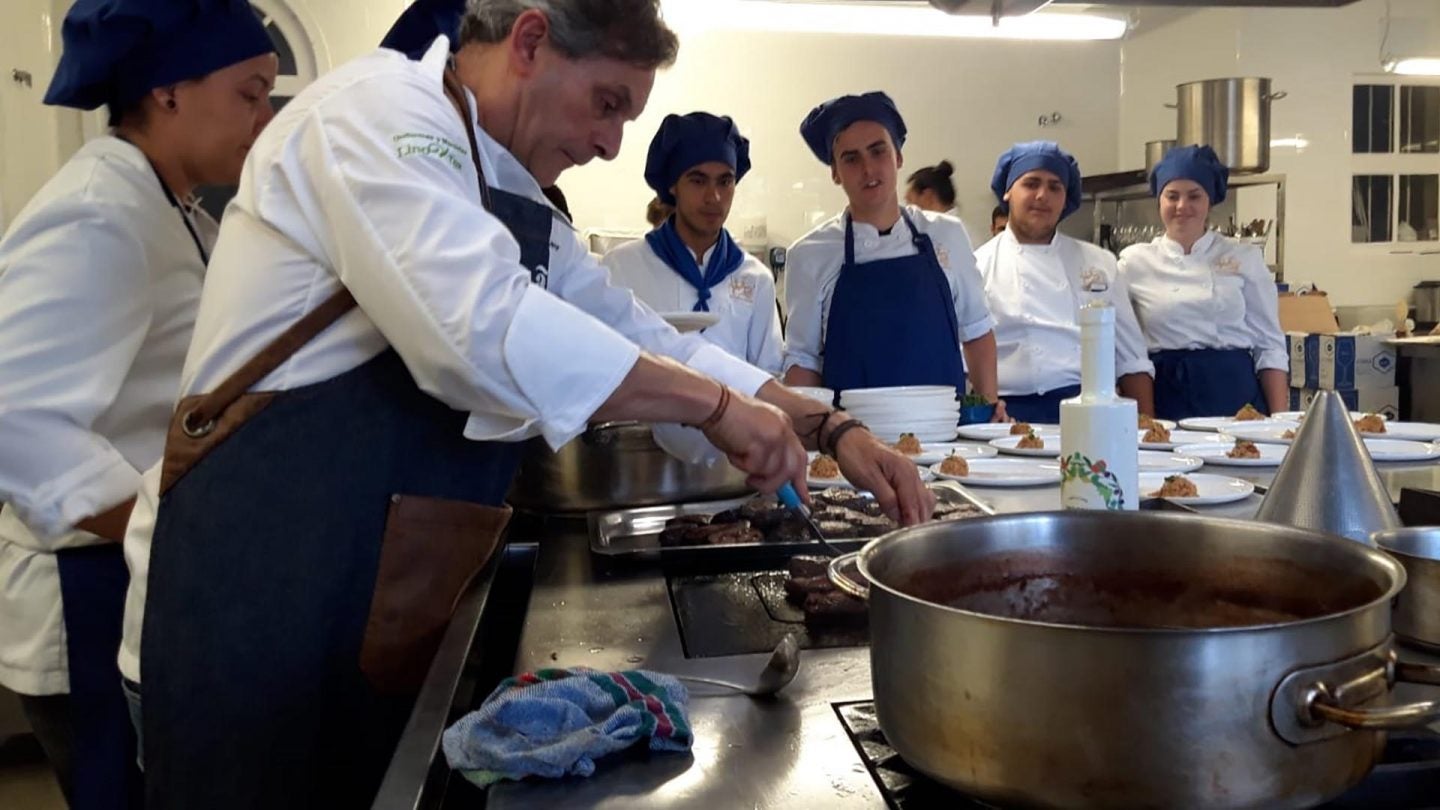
xmin=783 ymin=91 xmax=1002 ymax=417
xmin=973 ymin=141 xmax=1155 ymax=423
xmin=0 ymin=1 xmax=276 ymax=807
xmin=602 ymin=112 xmax=783 ymax=373
xmin=1118 ymin=144 xmax=1288 ymax=419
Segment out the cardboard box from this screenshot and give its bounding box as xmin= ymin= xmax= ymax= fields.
xmin=1289 ymin=386 xmax=1400 ymax=419
xmin=1287 ymin=332 xmax=1320 ymax=389
xmin=1277 ymin=293 xmax=1339 ymax=335
xmin=1318 ymin=334 xmax=1397 ymax=390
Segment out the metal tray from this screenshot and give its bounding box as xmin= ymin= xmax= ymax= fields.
xmin=588 ymin=480 xmax=995 ymax=562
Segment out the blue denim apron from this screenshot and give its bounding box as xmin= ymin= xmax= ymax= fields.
xmin=1003 ymin=384 xmax=1083 ymax=424
xmin=141 ymin=73 xmax=556 ymax=810
xmin=1150 ymin=348 xmax=1265 ymax=421
xmin=820 ymin=212 xmax=965 ymax=394
xmin=55 ymin=544 xmax=142 ymax=809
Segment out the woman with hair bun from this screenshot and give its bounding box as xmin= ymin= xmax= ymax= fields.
xmin=905 ymin=159 xmax=958 ymax=216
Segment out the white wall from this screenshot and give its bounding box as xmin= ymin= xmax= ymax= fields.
xmin=1118 ymin=0 xmax=1440 ymax=306
xmin=558 ymin=26 xmax=1123 ymax=249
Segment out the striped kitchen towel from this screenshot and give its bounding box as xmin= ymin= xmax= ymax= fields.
xmin=441 ymin=668 xmax=693 ymax=787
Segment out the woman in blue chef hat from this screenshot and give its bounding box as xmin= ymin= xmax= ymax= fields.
xmin=1118 ymin=145 xmax=1289 ymax=420
xmin=0 ymin=1 xmax=275 ymax=806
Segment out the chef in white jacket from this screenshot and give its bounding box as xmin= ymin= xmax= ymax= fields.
xmin=602 ymin=112 xmax=783 ymax=373
xmin=123 ymin=4 xmax=930 ymax=808
xmin=974 ymin=141 xmax=1155 ymax=423
xmin=0 ymin=1 xmax=276 ymax=805
xmin=1118 ymin=145 xmax=1288 ymax=419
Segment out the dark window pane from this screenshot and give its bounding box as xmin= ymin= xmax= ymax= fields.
xmin=1399 ymin=174 xmax=1439 ymax=241
xmin=1400 ymin=85 xmax=1440 ymax=154
xmin=1353 ymin=85 xmax=1394 ymax=154
xmin=1352 ymin=175 xmax=1393 ymax=243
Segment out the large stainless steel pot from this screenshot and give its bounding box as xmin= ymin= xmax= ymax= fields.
xmin=507 ymin=422 xmax=750 ymax=513
xmin=1413 ymin=280 xmax=1440 ymax=324
xmin=1373 ymin=526 xmax=1440 ymax=652
xmin=1144 ymin=139 xmax=1176 ymax=174
xmin=1172 ymin=77 xmax=1286 ymax=174
xmin=830 ymin=511 xmax=1440 ymax=809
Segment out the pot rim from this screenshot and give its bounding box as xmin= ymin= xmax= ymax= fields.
xmin=1176 ymin=76 xmax=1274 ymax=88
xmin=856 ymin=511 xmax=1406 ymax=636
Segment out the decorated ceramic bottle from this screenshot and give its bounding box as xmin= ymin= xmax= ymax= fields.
xmin=1059 ymin=301 xmax=1138 ymax=511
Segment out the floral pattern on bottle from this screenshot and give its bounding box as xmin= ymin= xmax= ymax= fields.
xmin=1061 ymin=451 xmax=1126 ymax=511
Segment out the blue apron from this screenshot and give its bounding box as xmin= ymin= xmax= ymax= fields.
xmin=140 ymin=155 xmax=557 ymax=810
xmin=1150 ymin=348 xmax=1265 ymax=421
xmin=820 ymin=212 xmax=966 ymax=394
xmin=55 ymin=544 xmax=143 ymax=810
xmin=1003 ymin=384 xmax=1082 ymax=424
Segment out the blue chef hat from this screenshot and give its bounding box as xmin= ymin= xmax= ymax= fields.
xmin=44 ymin=0 xmax=275 ymax=111
xmin=798 ymin=92 xmax=907 ymax=165
xmin=380 ymin=0 xmax=466 ymax=60
xmin=990 ymin=141 xmax=1084 ymax=221
xmin=644 ymin=113 xmax=752 ymax=206
xmin=1149 ymin=144 xmax=1230 ymax=205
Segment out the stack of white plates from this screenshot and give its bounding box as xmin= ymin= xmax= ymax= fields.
xmin=789 ymin=386 xmax=836 ymax=405
xmin=840 ymin=385 xmax=959 ymax=442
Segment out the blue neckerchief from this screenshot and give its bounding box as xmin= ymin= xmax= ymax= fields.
xmin=643 ymin=217 xmax=745 ymax=312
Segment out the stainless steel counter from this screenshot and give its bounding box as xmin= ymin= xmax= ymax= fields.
xmin=479 ymin=450 xmax=1440 ymax=809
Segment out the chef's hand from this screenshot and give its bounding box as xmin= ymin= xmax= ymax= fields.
xmin=830 ymin=419 xmax=935 ymax=525
xmin=702 ymin=390 xmax=810 ymax=497
xmin=990 ymin=399 xmax=1010 ymax=423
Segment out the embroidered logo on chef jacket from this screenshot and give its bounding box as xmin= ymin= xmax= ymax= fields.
xmin=392 ymin=132 xmax=467 ymax=172
xmin=532 ymin=265 xmax=549 ymax=289
xmin=729 ymin=275 xmax=756 ymax=303
xmin=935 ymin=245 xmax=951 ymax=269
xmin=1212 ymin=256 xmax=1242 ymax=276
xmin=1080 ymin=267 xmax=1109 ymax=293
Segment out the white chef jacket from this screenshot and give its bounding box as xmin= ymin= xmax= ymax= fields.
xmin=601 ymin=237 xmax=783 ymax=374
xmin=782 ymin=206 xmax=994 ymax=376
xmin=0 ymin=136 xmax=214 ymax=695
xmin=973 ymin=228 xmax=1153 ymax=397
xmin=1118 ymin=231 xmax=1287 ymax=373
xmin=117 ymin=38 xmax=773 ymax=683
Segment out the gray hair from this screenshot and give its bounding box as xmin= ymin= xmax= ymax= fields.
xmin=461 ymin=0 xmax=679 ymax=69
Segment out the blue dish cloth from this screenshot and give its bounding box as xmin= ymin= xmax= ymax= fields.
xmin=442 ymin=668 xmax=693 ymax=787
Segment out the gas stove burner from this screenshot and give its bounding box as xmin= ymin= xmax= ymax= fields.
xmin=834 ymin=701 xmax=1440 ymax=810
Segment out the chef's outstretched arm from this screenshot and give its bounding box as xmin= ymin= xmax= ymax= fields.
xmin=961 ymin=331 xmax=1008 ymax=422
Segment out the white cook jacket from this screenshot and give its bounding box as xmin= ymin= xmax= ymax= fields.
xmin=1117 ymin=231 xmax=1287 ymax=373
xmin=782 ymin=206 xmax=994 ymax=377
xmin=601 ymin=237 xmax=784 ymax=374
xmin=117 ymin=38 xmax=773 ymax=682
xmin=0 ymin=136 xmax=213 ymax=695
xmin=973 ymin=228 xmax=1153 ymax=397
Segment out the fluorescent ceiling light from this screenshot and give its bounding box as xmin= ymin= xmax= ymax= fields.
xmin=662 ymin=1 xmax=1128 ymax=41
xmin=1270 ymin=137 xmax=1309 ymax=149
xmin=1389 ymin=58 xmax=1440 ymax=76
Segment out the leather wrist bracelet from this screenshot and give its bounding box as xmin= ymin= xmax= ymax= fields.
xmin=824 ymin=418 xmax=869 ymax=456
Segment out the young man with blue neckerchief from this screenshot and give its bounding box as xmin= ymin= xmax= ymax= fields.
xmin=602 ymin=112 xmax=783 ymax=373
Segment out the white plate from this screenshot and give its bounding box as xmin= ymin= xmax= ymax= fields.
xmin=956 ymin=423 xmax=1061 ymax=441
xmin=660 ymin=312 xmax=721 ymax=333
xmin=930 ymin=457 xmax=1061 ymax=487
xmin=1220 ymin=421 xmax=1304 ymax=445
xmin=868 ymin=427 xmax=958 ymax=443
xmin=808 ymin=467 xmax=934 ymax=490
xmin=903 ymin=443 xmax=1000 ymax=465
xmin=841 ymin=385 xmax=956 ymax=402
xmin=1364 ymin=439 xmax=1440 ymax=462
xmin=1139 ymin=451 xmax=1204 ymax=473
xmin=790 ymin=386 xmax=835 ymax=404
xmin=1137 ymin=429 xmax=1231 ymax=451
xmin=1177 ymin=415 xmax=1277 ymax=432
xmin=1364 ymin=421 xmax=1440 ymax=442
xmin=1174 ymin=441 xmax=1289 ymax=467
xmin=989 ymin=435 xmax=1061 ymax=457
xmin=1273 ymin=410 xmax=1385 ymax=422
xmin=1139 ymin=472 xmax=1255 ymax=505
